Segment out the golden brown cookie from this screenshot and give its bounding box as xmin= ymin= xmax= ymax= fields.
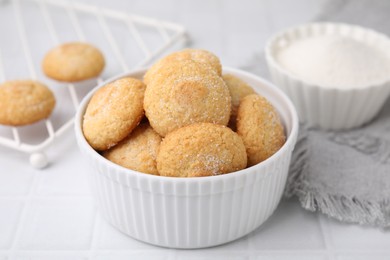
xmin=237 ymin=94 xmax=285 ymax=166
xmin=222 ymin=74 xmax=255 ymax=129
xmin=0 ymin=80 xmax=55 ymax=126
xmin=157 ymin=123 xmax=247 ymax=177
xmin=144 ymin=59 xmax=231 ymax=137
xmin=42 ymin=42 xmax=105 ymax=82
xmin=144 ymin=48 xmax=222 ymax=84
xmin=103 ymin=123 xmax=161 ymax=175
xmin=83 ymin=77 xmax=145 ymax=151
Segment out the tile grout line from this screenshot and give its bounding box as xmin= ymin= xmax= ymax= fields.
xmin=0 ymin=195 xmax=93 ymax=200
xmin=87 ymin=209 xmax=101 ymax=260
xmin=318 ymin=214 xmax=337 ymax=260
xmin=7 ymin=171 xmax=42 ymax=260
xmin=1 ymin=248 xmax=390 ymax=255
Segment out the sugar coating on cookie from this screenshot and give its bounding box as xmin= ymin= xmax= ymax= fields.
xmin=43 ymin=42 xmax=105 ymax=82
xmin=103 ymin=123 xmax=161 ymax=175
xmin=222 ymin=74 xmax=255 ymax=129
xmin=144 ymin=59 xmax=231 ymax=137
xmin=157 ymin=123 xmax=247 ymax=177
xmin=83 ymin=77 xmax=145 ymax=151
xmin=237 ymin=94 xmax=285 ymax=166
xmin=0 ymin=80 xmax=55 ymax=126
xmin=144 ymin=49 xmax=222 ymax=84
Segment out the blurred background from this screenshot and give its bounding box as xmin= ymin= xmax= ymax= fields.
xmin=0 ymin=0 xmax=389 ymax=259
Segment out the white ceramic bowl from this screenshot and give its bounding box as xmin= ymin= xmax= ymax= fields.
xmin=74 ymin=67 xmax=299 ymax=249
xmin=266 ymin=22 xmax=390 ymax=130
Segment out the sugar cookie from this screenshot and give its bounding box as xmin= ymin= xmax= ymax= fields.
xmin=43 ymin=42 xmax=105 ymax=82
xmin=157 ymin=123 xmax=247 ymax=177
xmin=0 ymin=80 xmax=55 ymax=126
xmin=222 ymin=74 xmax=255 ymax=129
xmin=83 ymin=77 xmax=145 ymax=151
xmin=237 ymin=94 xmax=285 ymax=166
xmin=103 ymin=123 xmax=161 ymax=175
xmin=144 ymin=48 xmax=222 ymax=84
xmin=144 ymin=59 xmax=231 ymax=137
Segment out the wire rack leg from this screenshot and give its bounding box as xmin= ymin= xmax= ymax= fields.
xmin=29 ymin=152 xmax=48 ymax=169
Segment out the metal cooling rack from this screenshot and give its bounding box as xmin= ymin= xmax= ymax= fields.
xmin=0 ymin=0 xmax=186 ymax=168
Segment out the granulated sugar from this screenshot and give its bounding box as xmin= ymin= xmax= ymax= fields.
xmin=276 ymin=35 xmax=390 ymax=88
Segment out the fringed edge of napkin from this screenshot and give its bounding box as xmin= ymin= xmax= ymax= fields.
xmin=284 ymin=131 xmax=390 ymax=228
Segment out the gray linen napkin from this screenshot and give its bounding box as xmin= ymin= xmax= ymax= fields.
xmin=285 ymin=99 xmax=390 ymax=227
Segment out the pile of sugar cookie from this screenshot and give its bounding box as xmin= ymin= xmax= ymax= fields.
xmin=83 ymin=49 xmax=286 ymax=178
xmin=0 ymin=42 xmax=104 ymax=126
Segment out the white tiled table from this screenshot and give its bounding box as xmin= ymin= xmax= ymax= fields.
xmin=1 ymin=0 xmax=390 ymax=259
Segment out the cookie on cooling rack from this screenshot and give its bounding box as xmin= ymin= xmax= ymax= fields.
xmin=157 ymin=123 xmax=247 ymax=177
xmin=144 ymin=59 xmax=231 ymax=137
xmin=42 ymin=42 xmax=105 ymax=82
xmin=144 ymin=48 xmax=222 ymax=84
xmin=237 ymin=94 xmax=285 ymax=166
xmin=103 ymin=123 xmax=161 ymax=175
xmin=83 ymin=77 xmax=145 ymax=151
xmin=0 ymin=80 xmax=56 ymax=126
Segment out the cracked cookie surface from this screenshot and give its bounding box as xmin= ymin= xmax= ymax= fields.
xmin=43 ymin=42 xmax=105 ymax=82
xmin=83 ymin=77 xmax=145 ymax=151
xmin=104 ymin=123 xmax=161 ymax=175
xmin=237 ymin=94 xmax=285 ymax=166
xmin=157 ymin=123 xmax=247 ymax=177
xmin=144 ymin=48 xmax=222 ymax=85
xmin=222 ymin=74 xmax=255 ymax=129
xmin=144 ymin=59 xmax=231 ymax=137
xmin=0 ymin=80 xmax=55 ymax=126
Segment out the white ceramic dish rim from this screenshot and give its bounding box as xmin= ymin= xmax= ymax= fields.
xmin=265 ymin=22 xmax=390 ymax=91
xmin=74 ymin=67 xmax=299 ymax=185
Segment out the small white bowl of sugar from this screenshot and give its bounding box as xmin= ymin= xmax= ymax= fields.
xmin=266 ymin=22 xmax=390 ymax=130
